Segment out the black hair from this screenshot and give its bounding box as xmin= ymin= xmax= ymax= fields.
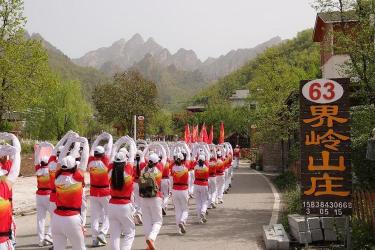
xmin=111 ymin=161 xmax=125 ymax=190
xmin=94 ymin=152 xmax=104 ymax=158
xmin=135 ymin=157 xmax=141 ymax=178
xmin=56 ymin=166 xmax=77 ymax=179
xmin=40 ymin=161 xmax=48 ymax=167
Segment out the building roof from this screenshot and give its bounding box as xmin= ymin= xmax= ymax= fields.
xmin=317 ymin=11 xmax=358 ymax=23
xmin=229 ymin=89 xmax=250 ymax=100
xmin=313 ymin=11 xmax=358 ymax=42
xmin=186 ymin=105 xmax=205 ymax=113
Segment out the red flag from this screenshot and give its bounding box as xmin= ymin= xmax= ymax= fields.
xmin=184 ymin=124 xmax=191 ymax=143
xmin=200 ymin=123 xmax=209 ymax=143
xmin=208 ymin=125 xmax=214 ymax=144
xmin=219 ymin=121 xmax=225 ymax=144
xmin=192 ymin=125 xmax=198 ymax=143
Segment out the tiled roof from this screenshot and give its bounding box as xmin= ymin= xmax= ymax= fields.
xmin=318 ymin=10 xmax=358 ymax=23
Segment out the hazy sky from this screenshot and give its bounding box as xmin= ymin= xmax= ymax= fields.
xmin=24 ymin=0 xmax=317 ymax=61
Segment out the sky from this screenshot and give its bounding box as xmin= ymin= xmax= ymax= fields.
xmin=24 ymin=0 xmax=317 ymax=61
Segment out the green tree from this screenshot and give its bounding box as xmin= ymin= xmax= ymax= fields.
xmin=313 ymin=0 xmax=375 ymax=104
xmin=25 ymin=80 xmax=92 ymax=139
xmin=93 ymin=70 xmax=159 ymax=134
xmin=0 ymin=0 xmax=55 ymax=124
xmin=147 ymin=109 xmax=173 ymax=136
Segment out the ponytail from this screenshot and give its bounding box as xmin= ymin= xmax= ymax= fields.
xmin=111 ymin=162 xmax=125 ymax=190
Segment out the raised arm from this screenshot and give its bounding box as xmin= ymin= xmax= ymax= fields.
xmin=0 ymin=145 xmax=20 ymax=185
xmin=90 ymin=132 xmax=113 ymax=156
xmin=34 ymin=142 xmax=54 ymax=165
xmin=111 ymin=136 xmax=134 ymax=162
xmin=76 ymin=137 xmax=89 ymax=171
xmin=53 ymin=131 xmax=78 ymax=155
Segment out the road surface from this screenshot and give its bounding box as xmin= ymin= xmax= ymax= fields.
xmin=14 ymin=162 xmax=276 ymax=250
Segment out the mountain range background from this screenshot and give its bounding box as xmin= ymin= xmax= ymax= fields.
xmin=30 ymin=33 xmax=282 ymax=110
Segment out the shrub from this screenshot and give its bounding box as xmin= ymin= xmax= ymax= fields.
xmin=274 ymin=171 xmax=297 ymax=191
xmin=351 ymin=218 xmax=375 ymax=250
xmin=280 ymin=185 xmax=301 ymax=232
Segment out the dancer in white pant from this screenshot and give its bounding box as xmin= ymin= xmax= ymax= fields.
xmin=139 ymin=153 xmax=164 ymax=250
xmin=208 ymin=156 xmax=217 ymax=208
xmin=0 ymin=143 xmax=20 ymax=250
xmin=160 ymin=159 xmax=171 ymax=215
xmin=34 ymin=143 xmax=54 ymax=247
xmin=52 ymin=136 xmax=88 ymax=250
xmin=88 ymin=143 xmax=112 ymax=247
xmin=133 ymin=151 xmax=145 ymax=224
xmin=108 ymin=152 xmax=135 ymax=250
xmin=215 ymin=152 xmax=225 ymax=204
xmin=193 ymin=154 xmax=209 ymax=223
xmin=171 ymin=153 xmax=189 ymax=234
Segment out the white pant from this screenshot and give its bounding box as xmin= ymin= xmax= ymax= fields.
xmin=49 ymin=201 xmax=57 ymax=214
xmin=0 ymin=240 xmax=13 ymax=250
xmin=194 ymin=185 xmax=208 ymax=216
xmin=208 ymin=177 xmax=217 ymax=204
xmin=188 ymin=171 xmax=194 ymax=195
xmin=36 ymin=194 xmax=51 ymax=241
xmin=224 ymin=169 xmax=230 ymax=190
xmin=140 ymin=197 xmax=163 ymax=241
xmin=90 ymin=196 xmax=110 ymax=240
xmin=234 ymin=157 xmax=240 ymax=168
xmin=172 ymin=189 xmax=189 ymax=226
xmin=132 ymin=183 xmax=142 ymax=215
xmin=81 ymin=191 xmax=87 ymax=227
xmin=108 ymin=203 xmax=135 ymax=250
xmin=160 ymin=179 xmax=170 ymax=210
xmin=51 ymin=214 xmax=86 ymax=250
xmin=216 ymin=175 xmax=225 ymax=200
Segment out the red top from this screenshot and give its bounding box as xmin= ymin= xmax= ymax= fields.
xmin=162 ymin=160 xmax=171 ymax=178
xmin=88 ymin=155 xmax=110 ymax=197
xmin=133 ymin=161 xmax=146 ymax=183
xmin=109 ymin=163 xmax=134 ymax=205
xmin=48 ymin=156 xmax=58 ymax=202
xmin=0 ymin=179 xmax=12 ymax=243
xmin=194 ymin=164 xmax=209 ymax=186
xmin=35 ymin=165 xmax=51 ymax=195
xmin=54 ymin=171 xmax=84 ymax=216
xmin=171 ymin=165 xmax=189 ymax=190
xmin=0 ymin=160 xmax=12 ymax=173
xmin=233 ymin=148 xmax=240 ymax=157
xmin=216 ymin=159 xmax=225 ymax=176
xmin=208 ymin=159 xmax=217 ymax=177
xmin=187 ymin=160 xmax=195 ymax=171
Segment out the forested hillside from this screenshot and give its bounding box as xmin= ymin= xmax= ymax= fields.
xmin=181 ymin=29 xmax=320 ymax=141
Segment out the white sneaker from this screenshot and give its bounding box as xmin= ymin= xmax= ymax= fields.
xmin=178 ymin=223 xmax=186 ymax=234
xmin=97 ymin=233 xmax=107 ymax=245
xmin=44 ymin=234 xmax=53 ymax=245
xmin=38 ymin=240 xmax=45 ymax=247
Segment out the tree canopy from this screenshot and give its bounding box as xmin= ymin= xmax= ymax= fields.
xmin=93 ymin=70 xmax=159 ymax=134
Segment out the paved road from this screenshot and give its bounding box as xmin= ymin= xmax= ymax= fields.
xmin=14 ymin=162 xmax=275 ymax=250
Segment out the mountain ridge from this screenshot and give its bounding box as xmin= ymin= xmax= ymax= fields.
xmin=73 ymin=34 xmax=282 ymax=80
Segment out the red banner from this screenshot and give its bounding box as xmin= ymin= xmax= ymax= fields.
xmin=192 ymin=125 xmax=198 ymax=143
xmin=184 ymin=124 xmax=191 ymax=143
xmin=208 ymin=125 xmax=214 ymax=144
xmin=201 ymin=123 xmax=209 ymax=143
xmin=219 ymin=121 xmax=225 ymax=144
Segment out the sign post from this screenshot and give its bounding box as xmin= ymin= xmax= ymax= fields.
xmin=300 ymin=78 xmax=352 ymax=215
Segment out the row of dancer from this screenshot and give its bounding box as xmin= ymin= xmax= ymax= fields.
xmin=0 ymin=131 xmax=236 ymax=250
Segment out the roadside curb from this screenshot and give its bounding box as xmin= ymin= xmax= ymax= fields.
xmin=253 ymin=169 xmax=281 ymax=225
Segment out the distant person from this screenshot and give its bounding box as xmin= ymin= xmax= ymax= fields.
xmin=193 ymin=154 xmax=209 ymax=224
xmin=233 ymin=145 xmax=241 ymax=169
xmin=170 ymin=153 xmax=189 ymax=235
xmin=34 ymin=142 xmax=54 ymax=247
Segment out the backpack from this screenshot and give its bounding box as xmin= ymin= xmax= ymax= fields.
xmin=139 ymin=168 xmax=158 ymax=198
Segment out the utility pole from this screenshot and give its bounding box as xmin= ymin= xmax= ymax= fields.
xmin=133 ymin=115 xmax=137 ymax=141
